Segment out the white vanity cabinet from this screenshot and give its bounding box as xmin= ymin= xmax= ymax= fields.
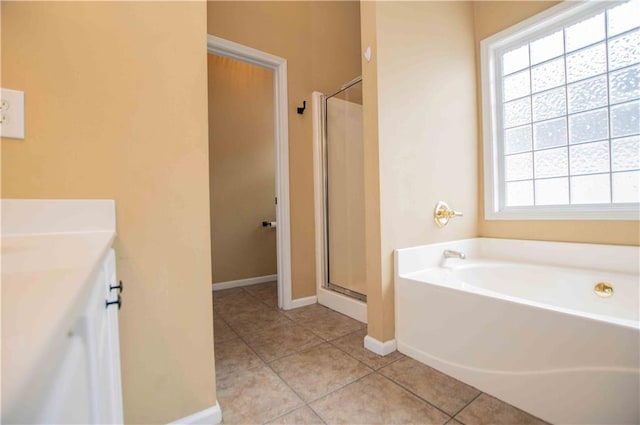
xmin=1 ymin=199 xmax=123 ymax=424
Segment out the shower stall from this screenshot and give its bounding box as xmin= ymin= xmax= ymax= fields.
xmin=315 ymin=77 xmax=367 ymax=306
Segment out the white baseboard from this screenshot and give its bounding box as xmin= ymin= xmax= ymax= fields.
xmin=212 ymin=274 xmax=277 ymax=291
xmin=286 ymin=295 xmax=317 ymax=310
xmin=317 ymin=287 xmax=367 ymax=323
xmin=364 ymin=335 xmax=397 ymax=356
xmin=168 ymin=402 xmax=222 ymax=425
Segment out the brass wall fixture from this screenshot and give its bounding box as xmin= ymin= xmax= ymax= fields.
xmin=594 ymin=282 xmax=614 ymax=298
xmin=434 ymin=201 xmax=464 ymax=227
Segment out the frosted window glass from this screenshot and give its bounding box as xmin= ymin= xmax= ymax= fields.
xmin=533 ymin=87 xmax=566 ymax=121
xmin=565 ymin=13 xmax=605 ymax=52
xmin=567 ymin=43 xmax=607 ymax=83
xmin=612 ymin=135 xmax=640 ymax=171
xmin=503 ymin=70 xmax=531 ymax=101
xmin=534 ymin=117 xmax=567 ymax=149
xmin=492 ymin=1 xmax=640 ymax=214
xmin=535 ymin=177 xmax=569 ymax=205
xmin=504 ymin=97 xmax=532 ymax=128
xmin=531 ymin=58 xmax=566 ymax=93
xmin=567 ymin=75 xmax=608 ymax=114
xmin=607 ymin=0 xmax=640 ymax=37
xmin=504 ymin=125 xmax=532 ymax=154
xmin=571 ymin=174 xmax=611 ymax=204
xmin=569 ymin=108 xmax=609 ymax=144
xmin=503 ymin=45 xmax=529 ymax=75
xmin=610 ymin=65 xmax=640 ymax=105
xmin=505 ymin=152 xmax=533 ymax=181
xmin=535 ymin=147 xmax=568 ymax=178
xmin=506 ymin=181 xmax=534 ymax=206
xmin=608 ymin=30 xmax=640 ymax=71
xmin=570 ymin=141 xmax=610 ymax=175
xmin=531 ymin=30 xmax=564 ymax=65
xmin=612 ymin=171 xmax=640 ymax=202
xmin=611 ymin=100 xmax=640 ymax=138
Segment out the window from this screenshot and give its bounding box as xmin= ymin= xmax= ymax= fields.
xmin=482 ymin=0 xmax=640 ymax=220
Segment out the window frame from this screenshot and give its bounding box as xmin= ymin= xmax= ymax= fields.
xmin=481 ymin=0 xmax=640 ymax=221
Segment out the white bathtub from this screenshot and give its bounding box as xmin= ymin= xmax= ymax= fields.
xmin=395 ymin=238 xmax=639 ymax=425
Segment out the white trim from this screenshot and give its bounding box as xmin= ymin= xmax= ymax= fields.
xmin=207 ymin=35 xmax=293 ymax=310
xmin=311 ymin=92 xmax=368 ymax=324
xmin=288 ymin=295 xmax=318 ymax=309
xmin=364 ymin=335 xmax=397 ymax=357
xmin=480 ymin=0 xmax=640 ymax=221
xmin=212 ymin=274 xmax=278 ymax=291
xmin=317 ymin=288 xmax=367 ymax=323
xmin=168 ymin=402 xmax=222 ymax=425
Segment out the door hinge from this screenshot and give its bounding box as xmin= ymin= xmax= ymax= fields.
xmin=275 ymin=197 xmax=278 ymax=205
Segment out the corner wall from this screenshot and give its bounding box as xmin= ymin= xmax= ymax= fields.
xmin=362 ymin=1 xmax=478 ymax=342
xmin=1 ymin=3 xmax=216 ymax=423
xmin=473 ymin=1 xmax=640 ymax=246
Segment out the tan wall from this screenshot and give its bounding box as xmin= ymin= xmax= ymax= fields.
xmin=1 ymin=3 xmax=216 ymax=423
xmin=473 ymin=1 xmax=640 ymax=246
xmin=208 ymin=55 xmax=277 ymax=283
xmin=363 ymin=1 xmax=478 ymax=341
xmin=207 ymin=1 xmax=362 ymax=299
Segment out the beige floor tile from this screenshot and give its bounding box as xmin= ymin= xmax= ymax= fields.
xmin=248 ymin=322 xmax=324 ymax=362
xmin=299 ymin=311 xmax=366 ymax=341
xmin=283 ymin=303 xmax=333 ymax=321
xmin=260 ymin=293 xmax=279 ymax=308
xmin=217 ymin=363 xmax=303 ymax=424
xmin=379 ymin=357 xmax=480 ymax=416
xmin=244 ymin=281 xmax=277 ymax=298
xmin=270 ymin=343 xmax=372 ymax=402
xmin=214 ymin=293 xmax=266 ymax=318
xmin=212 ymin=287 xmax=246 ymax=299
xmin=227 ymin=309 xmax=293 ymax=341
xmin=310 ymin=373 xmax=450 ymax=425
xmin=455 ymin=394 xmax=548 ymax=425
xmin=446 ymin=420 xmax=464 ymax=425
xmin=267 ymin=406 xmax=325 ymax=425
xmin=331 ymin=329 xmax=404 ymax=370
xmin=213 ymin=317 xmax=238 ymax=344
xmin=214 ymin=337 xmax=264 ymax=378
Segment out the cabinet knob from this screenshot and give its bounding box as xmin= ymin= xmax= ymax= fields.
xmin=106 ymin=295 xmax=122 ymax=310
xmin=110 ymin=280 xmax=123 ymax=293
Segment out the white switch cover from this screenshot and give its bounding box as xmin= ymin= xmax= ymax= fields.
xmin=0 ymin=89 xmax=25 ymax=139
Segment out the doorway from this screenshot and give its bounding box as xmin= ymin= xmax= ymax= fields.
xmin=207 ymin=35 xmax=293 ymax=310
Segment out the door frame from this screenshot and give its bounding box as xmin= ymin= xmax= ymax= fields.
xmin=207 ymin=35 xmax=293 ymax=310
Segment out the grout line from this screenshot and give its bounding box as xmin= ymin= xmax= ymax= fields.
xmin=374 ymin=371 xmax=455 ymax=421
xmin=326 ymin=331 xmax=405 ymax=371
xmin=303 ymin=369 xmax=376 ymax=406
xmin=449 ymin=391 xmax=482 ymax=421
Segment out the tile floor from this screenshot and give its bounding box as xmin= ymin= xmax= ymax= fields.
xmin=213 ymin=282 xmax=548 ymax=425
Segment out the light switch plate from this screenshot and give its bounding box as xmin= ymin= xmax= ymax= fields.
xmin=0 ymin=89 xmax=25 ymax=139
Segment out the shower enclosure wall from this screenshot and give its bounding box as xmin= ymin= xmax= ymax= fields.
xmin=321 ymin=77 xmax=367 ymax=302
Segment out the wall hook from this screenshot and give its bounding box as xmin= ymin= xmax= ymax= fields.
xmin=297 ymin=100 xmax=306 ymax=115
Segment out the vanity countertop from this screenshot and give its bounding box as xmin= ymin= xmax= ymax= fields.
xmin=1 ymin=199 xmax=116 ymax=414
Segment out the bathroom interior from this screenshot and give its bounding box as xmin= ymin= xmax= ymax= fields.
xmin=1 ymin=1 xmax=639 ymax=425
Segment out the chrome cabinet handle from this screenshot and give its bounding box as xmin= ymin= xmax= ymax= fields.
xmin=110 ymin=280 xmax=123 ymax=293
xmin=106 ymin=295 xmax=122 ymax=310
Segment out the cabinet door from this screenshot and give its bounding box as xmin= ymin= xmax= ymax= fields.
xmin=83 ymin=249 xmax=123 ymax=424
xmin=103 ymin=249 xmax=124 ymax=424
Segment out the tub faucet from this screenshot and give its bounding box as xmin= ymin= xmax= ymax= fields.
xmin=443 ymin=249 xmax=466 ymax=260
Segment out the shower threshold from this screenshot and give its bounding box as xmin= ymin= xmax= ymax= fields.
xmin=325 ymin=283 xmax=367 ymax=302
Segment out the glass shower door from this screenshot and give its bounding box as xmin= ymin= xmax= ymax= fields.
xmin=324 ymin=78 xmax=367 ymax=300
